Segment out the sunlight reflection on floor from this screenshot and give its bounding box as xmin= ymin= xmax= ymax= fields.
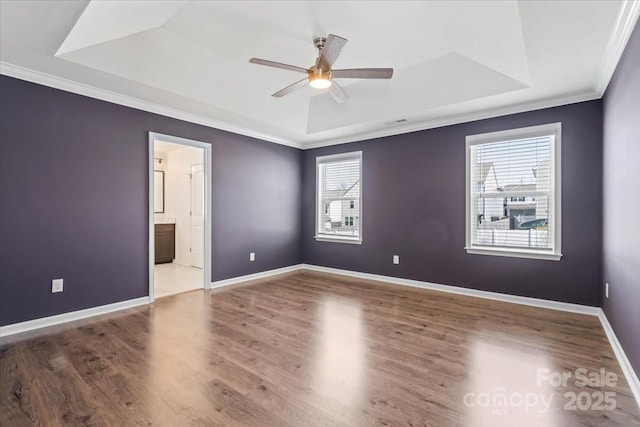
xmin=313 ymin=298 xmax=367 ymax=421
xmin=462 ymin=337 xmax=559 ymax=427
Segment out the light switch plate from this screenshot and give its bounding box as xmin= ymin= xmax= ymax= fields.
xmin=250 ymin=252 xmax=255 ymax=261
xmin=393 ymin=255 xmax=399 ymax=265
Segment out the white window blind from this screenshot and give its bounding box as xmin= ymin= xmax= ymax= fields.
xmin=316 ymin=152 xmax=362 ymax=243
xmin=466 ymin=123 xmax=561 ymax=260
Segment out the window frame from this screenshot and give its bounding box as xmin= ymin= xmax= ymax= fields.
xmin=465 ymin=123 xmax=562 ymax=261
xmin=315 ymin=151 xmax=363 ymax=244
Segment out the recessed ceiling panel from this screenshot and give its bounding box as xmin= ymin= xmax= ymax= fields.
xmin=57 ymin=27 xmax=313 ymax=133
xmin=54 ymin=0 xmax=531 ymax=136
xmin=56 ymin=1 xmax=187 ymax=56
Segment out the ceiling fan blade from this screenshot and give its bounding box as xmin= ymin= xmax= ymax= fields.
xmin=329 ymin=80 xmax=348 ymax=104
xmin=318 ymin=34 xmax=347 ymax=71
xmin=332 ymin=68 xmax=394 ymax=79
xmin=249 ymin=58 xmax=309 ymax=74
xmin=272 ymin=78 xmax=308 ymax=97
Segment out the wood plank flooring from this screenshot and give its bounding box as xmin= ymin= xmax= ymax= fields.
xmin=1 ymin=270 xmax=639 ymax=426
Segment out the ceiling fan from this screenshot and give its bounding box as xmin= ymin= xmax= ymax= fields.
xmin=249 ymin=34 xmax=393 ymax=104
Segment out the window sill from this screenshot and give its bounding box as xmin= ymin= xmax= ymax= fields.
xmin=465 ymin=246 xmax=562 ymax=261
xmin=315 ymin=235 xmax=362 ymax=245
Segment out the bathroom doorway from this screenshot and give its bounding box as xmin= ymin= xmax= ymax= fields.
xmin=148 ymin=132 xmax=212 ymax=301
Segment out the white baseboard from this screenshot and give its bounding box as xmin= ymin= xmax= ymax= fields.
xmin=0 ymin=264 xmax=303 ymax=339
xmin=598 ymin=309 xmax=640 ymax=408
xmin=300 ymin=264 xmax=638 ymax=408
xmin=301 ymin=264 xmax=639 ymax=407
xmin=210 ymin=264 xmax=304 ymax=288
xmin=0 ymin=297 xmax=150 ymax=339
xmin=2 ymin=264 xmax=636 ymax=410
xmin=300 ymin=264 xmax=600 ymax=316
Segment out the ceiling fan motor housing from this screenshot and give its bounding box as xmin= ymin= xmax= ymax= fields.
xmin=309 ymin=67 xmax=331 ymax=79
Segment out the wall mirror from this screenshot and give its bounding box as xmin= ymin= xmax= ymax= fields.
xmin=154 ymin=170 xmax=164 ymax=213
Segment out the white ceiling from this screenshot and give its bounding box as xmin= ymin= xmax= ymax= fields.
xmin=1 ymin=1 xmax=638 ymax=149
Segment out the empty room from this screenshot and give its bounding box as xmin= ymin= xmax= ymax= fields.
xmin=1 ymin=1 xmax=639 ymax=426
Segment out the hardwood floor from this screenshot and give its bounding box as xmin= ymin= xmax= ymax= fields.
xmin=1 ymin=270 xmax=639 ymax=426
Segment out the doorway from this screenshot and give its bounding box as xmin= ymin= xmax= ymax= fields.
xmin=148 ymin=132 xmax=212 ymax=301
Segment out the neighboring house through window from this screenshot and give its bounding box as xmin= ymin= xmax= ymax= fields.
xmin=466 ymin=123 xmax=562 ymax=260
xmin=316 ymin=151 xmax=362 ymax=243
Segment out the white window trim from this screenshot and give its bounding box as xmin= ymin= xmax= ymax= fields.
xmin=315 ymin=151 xmax=363 ymax=244
xmin=465 ymin=123 xmax=562 ymax=261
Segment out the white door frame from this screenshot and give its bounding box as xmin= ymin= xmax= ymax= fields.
xmin=148 ymin=132 xmax=212 ymax=302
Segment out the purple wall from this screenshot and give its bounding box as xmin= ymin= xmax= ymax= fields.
xmin=602 ymin=22 xmax=640 ymax=374
xmin=302 ymin=100 xmax=603 ymax=306
xmin=1 ymin=42 xmax=632 ymax=335
xmin=0 ymin=75 xmax=301 ymax=326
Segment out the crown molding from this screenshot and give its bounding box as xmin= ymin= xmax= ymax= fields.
xmin=301 ymin=91 xmax=600 ymax=149
xmin=594 ymin=0 xmax=640 ymax=96
xmin=0 ymin=61 xmax=302 ymax=149
xmin=2 ymin=0 xmax=636 ymax=156
xmin=0 ymin=61 xmax=605 ymax=152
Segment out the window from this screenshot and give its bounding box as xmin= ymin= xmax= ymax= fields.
xmin=466 ymin=123 xmax=561 ymax=260
xmin=316 ymin=151 xmax=362 ymax=243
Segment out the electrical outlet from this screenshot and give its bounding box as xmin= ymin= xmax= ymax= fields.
xmin=250 ymin=252 xmax=255 ymax=262
xmin=393 ymin=255 xmax=399 ymax=265
xmin=52 ymin=278 xmax=64 ymax=293
xmin=605 ymin=282 xmax=609 ymax=298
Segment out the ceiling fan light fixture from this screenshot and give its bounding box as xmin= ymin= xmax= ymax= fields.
xmin=250 ymin=34 xmax=393 ymax=102
xmin=309 ymin=70 xmax=332 ymax=89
